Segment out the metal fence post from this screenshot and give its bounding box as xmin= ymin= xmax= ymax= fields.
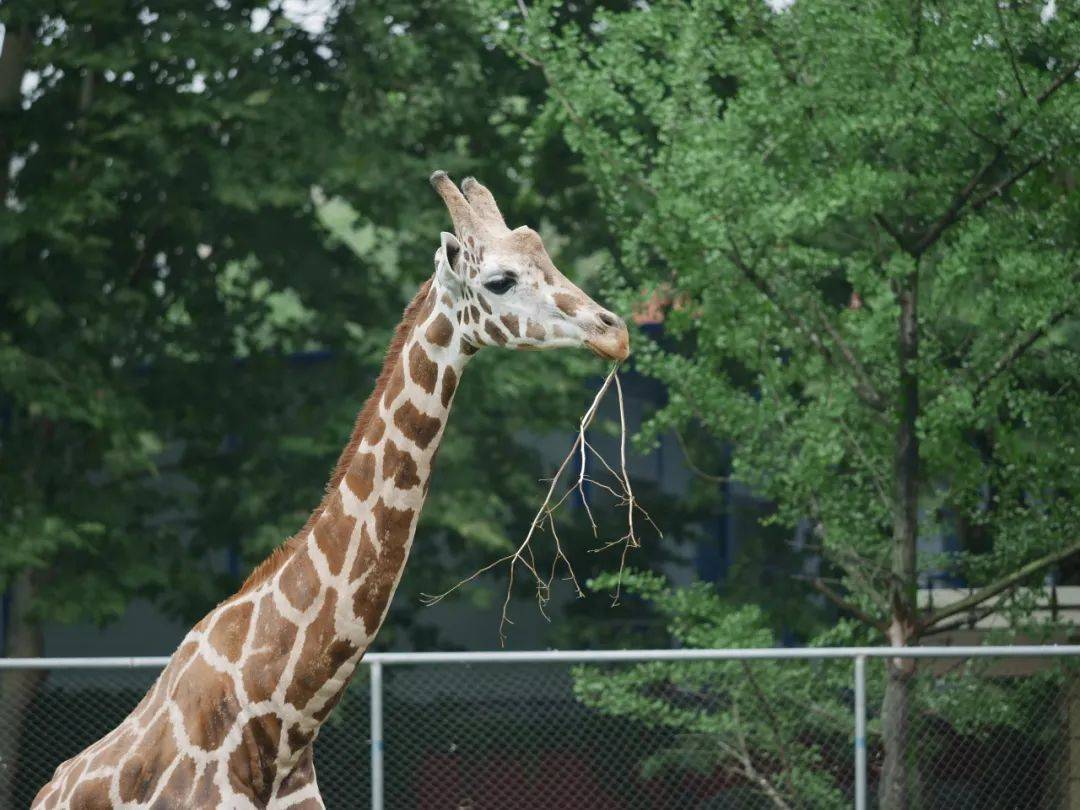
xmin=370 ymin=659 xmax=384 ymax=810
xmin=854 ymin=654 xmax=867 ymax=810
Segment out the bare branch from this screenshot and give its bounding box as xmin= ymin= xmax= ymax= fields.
xmin=920 ymin=539 xmax=1080 ymax=631
xmin=422 ymin=365 xmax=656 ymax=642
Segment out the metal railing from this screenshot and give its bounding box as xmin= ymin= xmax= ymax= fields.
xmin=3 ymin=645 xmax=1079 ymax=809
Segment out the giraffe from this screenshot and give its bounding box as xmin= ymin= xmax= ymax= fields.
xmin=31 ymin=171 xmax=629 ymax=810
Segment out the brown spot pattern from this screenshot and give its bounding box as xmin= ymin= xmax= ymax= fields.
xmin=441 ymin=367 xmax=458 ymax=408
xmin=244 ymin=595 xmax=297 ymax=703
xmin=484 ymin=320 xmax=507 ymax=346
xmin=382 ymin=361 xmax=405 ymax=408
xmin=349 ymin=523 xmax=376 ymax=582
xmin=173 ymin=656 xmax=240 ymax=751
xmin=193 ymin=762 xmax=221 ymax=806
xmin=554 ymin=292 xmax=580 ymax=316
xmin=425 ymin=313 xmax=454 ymax=347
xmin=151 ymin=756 xmax=196 ymax=809
xmin=67 ymin=779 xmax=110 ymax=809
xmin=394 ymin=401 xmax=442 ymax=449
xmin=461 ymin=338 xmax=479 ymax=356
xmin=313 ymin=492 xmax=356 ymax=577
xmin=383 ymin=440 xmax=421 ymax=489
xmin=209 ymin=600 xmax=253 ymax=664
xmin=364 ymin=414 xmax=386 ymax=445
xmin=416 ymin=287 xmax=436 ymax=324
xmin=118 ymin=714 xmax=177 ymax=802
xmin=345 ymin=451 xmax=376 ymax=501
xmin=284 ymin=589 xmax=357 ymax=710
xmin=312 ymin=687 xmax=346 ymax=723
xmin=468 ymin=304 xmax=480 ymax=322
xmin=500 ymin=314 xmax=520 ymax=336
xmin=526 ymin=321 xmax=545 ymax=340
xmin=59 ymin=760 xmax=87 ymax=802
xmin=89 ymin=726 xmax=137 ymax=772
xmin=354 ymin=500 xmax=413 ymax=631
xmin=288 ymin=723 xmax=313 ymax=753
xmin=373 ymin=499 xmax=415 ymax=551
xmin=277 ymin=747 xmax=316 ymax=798
xmin=228 ymin=714 xmax=282 ymax=806
xmin=408 ymin=343 xmax=438 ymax=394
xmin=477 ymin=294 xmax=492 ymax=314
xmin=279 ymin=547 xmax=319 ymax=613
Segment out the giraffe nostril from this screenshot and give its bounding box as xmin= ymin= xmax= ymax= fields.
xmin=598 ymin=311 xmax=619 ymax=329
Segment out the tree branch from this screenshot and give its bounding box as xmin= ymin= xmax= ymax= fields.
xmin=810 ymin=577 xmax=889 ymax=635
xmin=806 ymin=297 xmax=888 ymax=410
xmin=920 ymin=539 xmax=1080 ymax=630
xmin=727 ymin=238 xmax=887 ymax=413
xmin=672 ymin=427 xmax=728 ymax=483
xmin=873 ymin=213 xmax=907 ymax=251
xmin=973 ymin=288 xmax=1078 ymax=400
xmin=966 ymin=154 xmax=1046 ymax=214
xmin=994 ymin=1 xmax=1029 ymax=100
xmin=919 ymin=598 xmax=1004 ymax=638
xmin=910 ymin=59 xmax=1080 ymax=257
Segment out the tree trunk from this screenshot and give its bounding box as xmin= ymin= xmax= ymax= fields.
xmin=880 ymin=268 xmax=920 ymax=810
xmin=0 ymin=23 xmax=32 ymax=205
xmin=0 ymin=571 xmax=45 ymax=810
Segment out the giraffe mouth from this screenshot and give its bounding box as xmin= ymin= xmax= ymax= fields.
xmin=586 ymin=333 xmax=630 ymax=362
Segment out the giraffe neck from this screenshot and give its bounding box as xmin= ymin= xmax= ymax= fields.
xmin=236 ymin=275 xmax=472 ymax=784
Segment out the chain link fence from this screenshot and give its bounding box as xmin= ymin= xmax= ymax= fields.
xmin=1 ymin=647 xmax=1078 ymax=809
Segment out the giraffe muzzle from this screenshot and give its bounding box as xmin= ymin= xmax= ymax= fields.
xmin=585 ymin=312 xmax=630 ymax=362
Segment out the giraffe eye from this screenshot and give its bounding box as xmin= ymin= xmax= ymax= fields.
xmin=483 ymin=275 xmax=517 ymax=295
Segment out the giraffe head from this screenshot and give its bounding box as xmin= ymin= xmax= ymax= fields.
xmin=430 ymin=171 xmax=630 ymax=361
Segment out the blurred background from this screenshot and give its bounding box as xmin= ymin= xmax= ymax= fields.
xmin=2 ymin=1 xmax=1079 ymax=806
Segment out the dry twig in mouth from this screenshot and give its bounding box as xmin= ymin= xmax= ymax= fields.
xmin=420 ymin=363 xmax=660 ymax=643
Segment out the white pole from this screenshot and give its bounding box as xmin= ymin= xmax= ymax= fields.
xmin=370 ymin=659 xmax=384 ymax=810
xmin=854 ymin=655 xmax=867 ymax=810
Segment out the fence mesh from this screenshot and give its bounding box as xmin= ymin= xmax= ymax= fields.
xmin=0 ymin=653 xmax=1075 ymax=809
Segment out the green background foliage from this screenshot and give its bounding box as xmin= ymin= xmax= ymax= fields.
xmin=2 ymin=1 xmax=1079 ymax=806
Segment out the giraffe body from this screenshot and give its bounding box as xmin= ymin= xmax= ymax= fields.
xmin=32 ymin=174 xmax=628 ymax=809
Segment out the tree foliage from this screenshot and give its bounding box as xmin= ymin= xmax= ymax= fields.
xmin=489 ymin=0 xmax=1080 ymax=804
xmin=0 ymin=0 xmax=678 ymax=654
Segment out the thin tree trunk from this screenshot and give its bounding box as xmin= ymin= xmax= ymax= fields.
xmin=880 ymin=268 xmax=920 ymax=810
xmin=0 ymin=571 xmax=45 ymax=810
xmin=0 ymin=24 xmax=32 ymax=204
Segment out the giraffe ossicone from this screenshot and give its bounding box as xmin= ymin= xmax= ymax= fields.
xmin=32 ymin=172 xmax=629 ymax=809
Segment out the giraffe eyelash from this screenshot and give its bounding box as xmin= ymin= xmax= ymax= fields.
xmin=483 ymin=274 xmax=517 ymax=295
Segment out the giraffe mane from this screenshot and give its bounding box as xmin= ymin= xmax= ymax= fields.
xmin=238 ymin=277 xmax=435 ymax=594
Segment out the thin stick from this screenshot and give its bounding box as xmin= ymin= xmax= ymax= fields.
xmin=421 ymin=364 xmax=659 ymax=642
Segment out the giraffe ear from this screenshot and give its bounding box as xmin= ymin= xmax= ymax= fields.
xmin=436 ymin=231 xmax=463 ymax=290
